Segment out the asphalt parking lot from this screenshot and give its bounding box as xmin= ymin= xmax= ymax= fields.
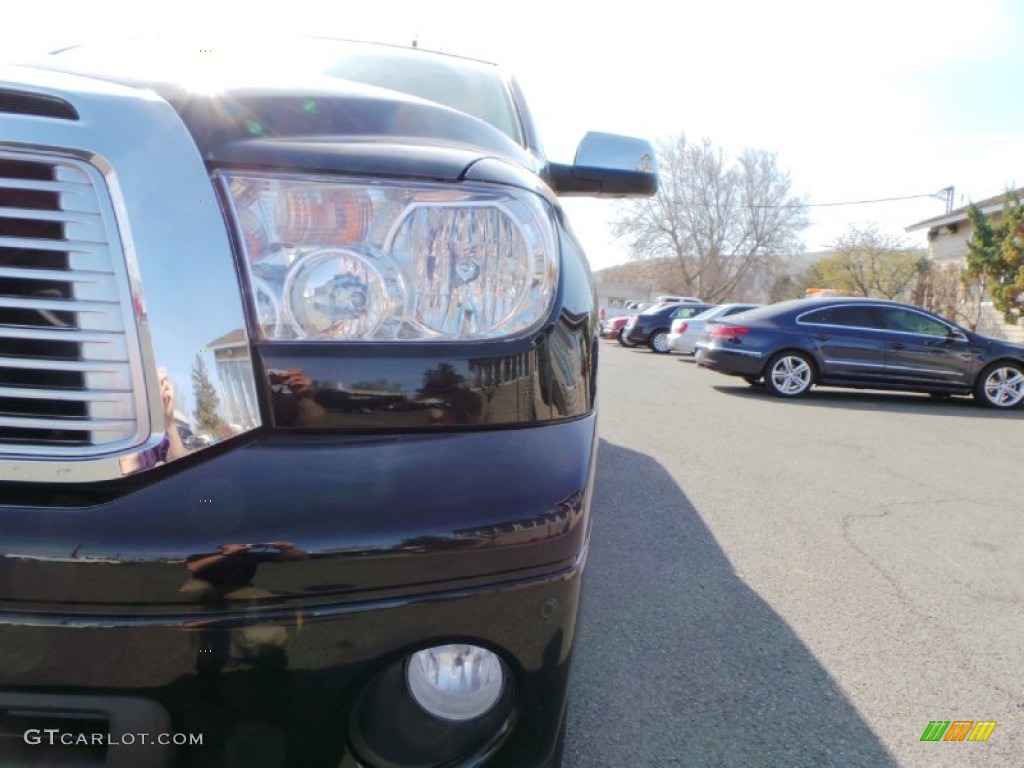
xmin=564 ymin=341 xmax=1024 ymax=768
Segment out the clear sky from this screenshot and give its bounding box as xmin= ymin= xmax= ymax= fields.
xmin=3 ymin=0 xmax=1022 ymax=270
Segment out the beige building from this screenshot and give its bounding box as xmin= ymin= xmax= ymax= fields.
xmin=906 ymin=187 xmax=1024 ymax=263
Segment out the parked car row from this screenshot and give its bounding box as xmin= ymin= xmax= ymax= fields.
xmin=600 ymin=297 xmax=704 ymax=346
xmin=607 ymin=295 xmax=1024 ymax=410
xmin=623 ymin=302 xmax=713 ymax=352
xmin=667 ymin=303 xmax=761 ymax=354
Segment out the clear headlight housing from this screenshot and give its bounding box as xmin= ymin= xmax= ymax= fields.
xmin=220 ymin=172 xmax=558 ymax=341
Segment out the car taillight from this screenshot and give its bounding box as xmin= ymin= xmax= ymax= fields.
xmin=711 ymin=325 xmax=749 ymax=340
xmin=675 ymin=321 xmax=688 ymax=334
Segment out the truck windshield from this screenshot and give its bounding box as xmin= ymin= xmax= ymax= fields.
xmin=45 ymin=36 xmax=522 ymax=145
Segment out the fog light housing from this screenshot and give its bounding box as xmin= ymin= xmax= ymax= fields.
xmin=406 ymin=644 xmax=504 ymax=722
xmin=348 ymin=643 xmax=514 ymax=767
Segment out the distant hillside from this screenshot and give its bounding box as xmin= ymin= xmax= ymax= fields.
xmin=594 ymin=252 xmax=830 ymax=302
xmin=593 ymin=258 xmax=677 ymax=287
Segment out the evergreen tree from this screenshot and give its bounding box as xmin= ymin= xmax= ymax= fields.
xmin=965 ymin=193 xmax=1024 ymax=323
xmin=191 ymin=354 xmax=222 ymax=434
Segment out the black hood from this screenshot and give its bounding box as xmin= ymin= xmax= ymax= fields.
xmin=160 ymin=85 xmax=535 ymax=179
xmin=29 ymin=43 xmax=537 ymax=180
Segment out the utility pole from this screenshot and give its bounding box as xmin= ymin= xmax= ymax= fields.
xmin=939 ymin=186 xmax=955 ymax=214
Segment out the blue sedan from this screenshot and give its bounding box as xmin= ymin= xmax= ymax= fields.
xmin=695 ymin=297 xmax=1024 ymax=408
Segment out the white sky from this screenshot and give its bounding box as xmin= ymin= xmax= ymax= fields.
xmin=4 ymin=0 xmax=1022 ymax=270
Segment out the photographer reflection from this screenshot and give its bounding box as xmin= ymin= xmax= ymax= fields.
xmin=119 ymin=368 xmax=188 ymax=474
xmin=181 ymin=542 xmax=308 ymax=675
xmin=268 ymin=367 xmax=327 ymax=427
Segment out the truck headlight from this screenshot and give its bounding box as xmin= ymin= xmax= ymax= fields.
xmin=220 ymin=172 xmax=558 ymax=341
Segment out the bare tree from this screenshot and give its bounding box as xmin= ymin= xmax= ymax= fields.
xmin=612 ymin=134 xmax=808 ymax=302
xmin=917 ymin=261 xmax=974 ymax=326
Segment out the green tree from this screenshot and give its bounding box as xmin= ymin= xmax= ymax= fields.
xmin=965 ymin=193 xmax=1024 ymax=323
xmin=805 ymin=226 xmax=927 ymax=300
xmin=191 ymin=354 xmax=222 ymax=434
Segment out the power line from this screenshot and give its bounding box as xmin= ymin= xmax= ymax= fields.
xmin=665 ymin=190 xmax=950 ymax=210
xmin=797 ymin=192 xmax=941 ymax=208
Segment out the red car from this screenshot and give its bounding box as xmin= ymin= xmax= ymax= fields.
xmin=601 ymin=314 xmax=635 ymax=344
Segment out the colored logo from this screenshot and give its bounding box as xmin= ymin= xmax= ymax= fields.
xmin=920 ymin=721 xmax=996 ymax=742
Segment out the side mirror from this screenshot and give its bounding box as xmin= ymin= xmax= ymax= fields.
xmin=949 ymin=327 xmax=969 ymax=342
xmin=547 ymin=132 xmax=658 ymax=198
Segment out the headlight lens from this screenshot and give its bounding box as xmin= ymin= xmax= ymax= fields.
xmin=406 ymin=644 xmax=505 ymax=722
xmin=221 ymin=173 xmax=558 ymax=341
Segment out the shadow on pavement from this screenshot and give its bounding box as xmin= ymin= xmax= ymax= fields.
xmin=564 ymin=439 xmax=899 ymax=768
xmin=708 ymin=381 xmax=1024 ymax=420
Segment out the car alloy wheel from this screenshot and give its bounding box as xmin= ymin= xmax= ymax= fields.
xmin=649 ymin=330 xmax=671 ymax=353
xmin=974 ymin=362 xmax=1024 ymax=408
xmin=764 ymin=352 xmax=814 ymax=398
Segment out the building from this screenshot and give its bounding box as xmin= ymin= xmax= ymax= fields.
xmin=906 ymin=187 xmax=1024 ymax=263
xmin=906 ymin=187 xmax=1024 ymax=343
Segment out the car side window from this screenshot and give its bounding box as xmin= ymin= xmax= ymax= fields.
xmin=879 ymin=308 xmax=948 ymax=336
xmin=722 ymin=306 xmax=753 ymax=317
xmin=801 ymin=306 xmax=880 ymax=329
xmin=672 ymin=306 xmax=703 ymax=319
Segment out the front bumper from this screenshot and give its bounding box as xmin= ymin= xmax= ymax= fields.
xmin=0 ymin=416 xmax=595 ymax=767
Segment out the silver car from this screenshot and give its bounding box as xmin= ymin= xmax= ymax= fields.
xmin=668 ymin=303 xmax=760 ymax=354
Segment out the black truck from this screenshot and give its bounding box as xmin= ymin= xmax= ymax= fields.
xmin=0 ymin=37 xmax=656 ymax=767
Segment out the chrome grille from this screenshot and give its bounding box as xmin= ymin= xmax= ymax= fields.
xmin=0 ymin=151 xmax=142 ymax=455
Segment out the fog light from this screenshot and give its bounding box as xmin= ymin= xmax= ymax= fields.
xmin=406 ymin=644 xmax=504 ymax=721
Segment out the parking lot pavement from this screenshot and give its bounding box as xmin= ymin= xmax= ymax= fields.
xmin=564 ymin=342 xmax=1023 ymax=768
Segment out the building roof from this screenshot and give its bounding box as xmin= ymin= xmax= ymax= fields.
xmin=906 ymin=186 xmax=1024 ymax=233
xmin=205 ymin=328 xmax=247 ymax=349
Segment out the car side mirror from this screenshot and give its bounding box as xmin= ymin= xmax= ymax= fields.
xmin=949 ymin=327 xmax=969 ymax=342
xmin=546 ymin=132 xmax=658 ymax=198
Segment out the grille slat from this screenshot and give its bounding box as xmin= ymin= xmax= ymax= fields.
xmin=0 ymin=266 xmax=114 ymax=282
xmin=0 ymin=235 xmax=112 ymax=254
xmin=0 ymin=150 xmax=142 ymax=454
xmin=0 ymin=415 xmax=135 ymax=432
xmin=0 ymin=296 xmax=120 ymax=313
xmin=0 ymin=326 xmax=123 ymax=343
xmin=0 ymin=356 xmax=130 ymax=373
xmin=0 ymin=178 xmax=88 ymax=194
xmin=0 ymin=205 xmax=102 ymax=225
xmin=0 ymin=385 xmax=132 ymax=402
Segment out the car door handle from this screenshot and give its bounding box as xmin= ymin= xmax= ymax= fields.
xmin=888 ymin=342 xmax=905 ymax=350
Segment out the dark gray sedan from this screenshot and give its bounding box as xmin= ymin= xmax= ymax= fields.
xmin=695 ymin=297 xmax=1024 ymax=408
